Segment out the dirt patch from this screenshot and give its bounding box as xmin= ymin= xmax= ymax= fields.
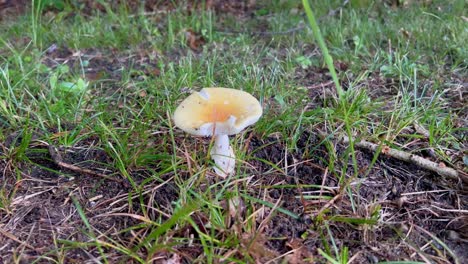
xmin=1 ymin=1 xmax=467 ymax=262
xmin=0 ymin=137 xmax=180 ymax=263
xmin=0 ymin=0 xmax=28 ymax=20
xmin=1 ymin=129 xmax=467 ymax=262
xmin=0 ymin=0 xmax=258 ymax=18
xmin=246 ymin=131 xmax=467 ymax=262
xmin=42 ymin=46 xmax=161 ymax=82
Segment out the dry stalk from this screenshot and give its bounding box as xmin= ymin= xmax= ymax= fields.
xmin=48 ymin=145 xmax=127 ymax=185
xmin=343 ymin=136 xmax=468 ymax=185
xmin=0 ymin=227 xmax=36 ymax=251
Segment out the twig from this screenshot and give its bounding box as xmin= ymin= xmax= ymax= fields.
xmin=412 ymin=224 xmax=461 ymax=264
xmin=318 ymin=167 xmax=329 ymax=200
xmin=0 ymin=227 xmax=36 ymax=251
xmin=316 ymin=192 xmax=342 ymax=216
xmin=413 ymin=121 xmax=430 ymax=138
xmin=305 ymin=80 xmax=334 ymax=90
xmin=343 ymin=136 xmax=468 ymax=184
xmin=48 ymin=145 xmax=127 ymax=185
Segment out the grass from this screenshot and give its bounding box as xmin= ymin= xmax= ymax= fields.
xmin=0 ymin=0 xmax=466 ymax=263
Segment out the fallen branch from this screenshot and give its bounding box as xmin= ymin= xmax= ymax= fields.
xmin=343 ymin=136 xmax=468 ymax=184
xmin=316 ymin=192 xmax=342 ymax=217
xmin=305 ymin=80 xmax=334 ymax=90
xmin=48 ymin=145 xmax=127 ymax=185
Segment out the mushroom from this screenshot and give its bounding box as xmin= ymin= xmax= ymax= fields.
xmin=173 ymin=87 xmax=263 ymax=178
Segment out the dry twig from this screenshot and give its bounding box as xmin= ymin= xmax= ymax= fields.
xmin=0 ymin=227 xmax=36 ymax=251
xmin=343 ymin=136 xmax=468 ymax=185
xmin=48 ymin=145 xmax=127 ymax=185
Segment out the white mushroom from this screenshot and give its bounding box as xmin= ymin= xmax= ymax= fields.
xmin=173 ymin=87 xmax=263 ymax=178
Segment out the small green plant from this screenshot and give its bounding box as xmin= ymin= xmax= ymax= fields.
xmin=318 ymin=247 xmax=349 ymax=264
xmin=295 ymin=55 xmax=314 ymax=69
xmin=0 ymin=188 xmax=11 ymax=214
xmin=33 ymin=0 xmax=67 ymax=11
xmin=379 ymin=51 xmax=429 ymax=80
xmin=302 ymin=0 xmax=344 ymax=98
xmin=44 ymin=65 xmax=89 ymax=121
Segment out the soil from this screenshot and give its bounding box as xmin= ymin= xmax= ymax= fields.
xmin=1 ymin=1 xmax=467 ymax=263
xmin=2 ymin=129 xmax=467 ymax=263
xmin=249 ymin=133 xmax=468 ymax=263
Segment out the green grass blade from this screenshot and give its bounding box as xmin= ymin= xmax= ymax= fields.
xmin=144 ymin=200 xmax=200 ymax=256
xmin=71 ymin=196 xmax=109 ymax=264
xmin=241 ymin=193 xmax=300 ymax=220
xmin=302 ymin=0 xmax=343 ymax=98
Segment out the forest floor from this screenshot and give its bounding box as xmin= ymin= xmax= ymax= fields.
xmin=0 ymin=1 xmax=467 ymax=263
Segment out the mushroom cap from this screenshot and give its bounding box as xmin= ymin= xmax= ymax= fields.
xmin=173 ymin=87 xmax=263 ymax=136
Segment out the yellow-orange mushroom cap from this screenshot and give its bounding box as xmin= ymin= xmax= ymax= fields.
xmin=173 ymin=87 xmax=263 ymax=136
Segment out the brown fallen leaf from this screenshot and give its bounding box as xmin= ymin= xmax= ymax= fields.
xmin=334 ymin=60 xmax=348 ymax=72
xmin=185 ymin=29 xmax=205 ymax=51
xmin=399 ymin=28 xmax=411 ymax=39
xmin=85 ymin=71 xmax=106 ymax=81
xmin=150 ymin=67 xmax=161 ymax=77
xmin=228 ymin=196 xmax=245 ymax=218
xmin=285 ymin=238 xmax=314 ymax=264
xmin=382 ymin=145 xmax=391 ymax=154
xmin=163 ymin=254 xmax=181 ymax=264
xmin=241 ymin=233 xmax=279 ymax=262
xmin=139 ymin=90 xmax=147 ymax=98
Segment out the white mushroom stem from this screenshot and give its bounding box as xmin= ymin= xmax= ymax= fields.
xmin=211 ymin=134 xmax=235 ymax=178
